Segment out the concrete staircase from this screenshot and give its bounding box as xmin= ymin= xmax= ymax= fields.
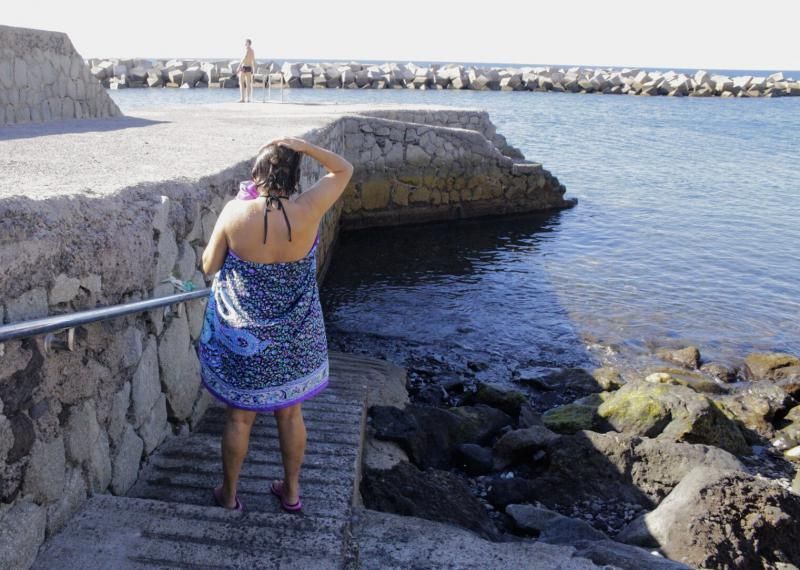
xmin=33 ymin=352 xmax=383 ymax=570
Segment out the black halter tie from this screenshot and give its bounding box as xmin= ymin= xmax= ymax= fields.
xmin=262 ymin=194 xmax=292 ymax=245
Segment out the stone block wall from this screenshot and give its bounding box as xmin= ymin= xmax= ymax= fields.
xmin=0 ymin=25 xmax=121 ymax=126
xmin=337 ymin=113 xmax=572 ymax=229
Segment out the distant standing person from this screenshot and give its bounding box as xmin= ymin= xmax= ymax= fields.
xmin=238 ymin=38 xmax=255 ymax=102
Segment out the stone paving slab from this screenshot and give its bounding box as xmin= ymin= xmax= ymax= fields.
xmin=0 ymin=102 xmax=473 ymax=200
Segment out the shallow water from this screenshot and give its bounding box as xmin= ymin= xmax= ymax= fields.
xmin=112 ymin=89 xmax=800 ymax=379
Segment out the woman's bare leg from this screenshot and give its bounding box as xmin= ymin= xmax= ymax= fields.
xmin=274 ymin=403 xmax=306 ymax=504
xmin=219 ymin=406 xmax=257 ymax=507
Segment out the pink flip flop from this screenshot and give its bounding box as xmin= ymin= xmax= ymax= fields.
xmin=213 ymin=486 xmax=245 ymax=512
xmin=270 ymin=480 xmax=303 ymax=513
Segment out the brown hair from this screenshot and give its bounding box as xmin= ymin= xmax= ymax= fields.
xmin=251 ymin=144 xmax=302 ymax=197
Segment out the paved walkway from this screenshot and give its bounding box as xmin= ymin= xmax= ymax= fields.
xmin=0 ymin=102 xmax=467 ymax=200
xmin=33 ymin=352 xmax=384 ymax=569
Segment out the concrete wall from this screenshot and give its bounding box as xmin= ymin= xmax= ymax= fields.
xmin=0 ymin=108 xmax=570 ymax=566
xmin=0 ymin=26 xmax=121 ymax=126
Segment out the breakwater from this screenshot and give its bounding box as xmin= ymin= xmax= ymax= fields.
xmin=0 ymin=26 xmax=121 ymax=126
xmin=90 ymin=57 xmax=800 ymax=98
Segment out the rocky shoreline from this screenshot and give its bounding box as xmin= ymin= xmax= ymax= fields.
xmin=88 ymin=58 xmax=800 ymax=98
xmin=358 ymin=344 xmax=800 ymax=569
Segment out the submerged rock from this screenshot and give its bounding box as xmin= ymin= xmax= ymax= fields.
xmin=655 ymin=346 xmax=701 ymax=370
xmin=618 ymin=467 xmax=800 ymax=569
xmin=516 ymin=367 xmax=603 ymax=393
xmin=592 ymin=367 xmax=625 ymax=391
xmin=361 ymin=461 xmax=498 ymax=539
xmin=744 ymin=352 xmax=800 ymax=381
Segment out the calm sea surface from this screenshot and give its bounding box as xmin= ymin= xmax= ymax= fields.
xmin=112 ymin=89 xmax=800 ymax=380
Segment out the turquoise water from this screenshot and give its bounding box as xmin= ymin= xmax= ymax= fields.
xmin=111 ymin=89 xmax=800 ymax=375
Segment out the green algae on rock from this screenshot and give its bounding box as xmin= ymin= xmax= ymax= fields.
xmin=598 ymin=383 xmax=748 ymax=455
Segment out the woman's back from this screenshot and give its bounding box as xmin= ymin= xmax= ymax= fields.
xmin=224 ymin=197 xmax=317 ymax=265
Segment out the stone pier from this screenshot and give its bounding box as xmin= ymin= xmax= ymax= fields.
xmin=0 ymin=100 xmax=573 ymax=568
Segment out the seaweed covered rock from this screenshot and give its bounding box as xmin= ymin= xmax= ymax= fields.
xmin=598 ymin=382 xmax=748 ymax=455
xmin=618 ymin=467 xmax=800 ymax=569
xmin=543 ymin=396 xmax=602 ymax=434
xmin=597 ymin=383 xmax=673 ymax=437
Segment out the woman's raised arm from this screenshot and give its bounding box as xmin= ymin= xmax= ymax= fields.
xmin=266 ymin=137 xmax=353 ymax=218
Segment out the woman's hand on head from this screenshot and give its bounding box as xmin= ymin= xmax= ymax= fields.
xmin=260 ymin=136 xmax=310 ymax=154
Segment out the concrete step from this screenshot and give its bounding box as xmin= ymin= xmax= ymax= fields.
xmin=34 ymin=351 xmax=380 ymax=569
xmin=33 ymin=495 xmax=346 ymax=570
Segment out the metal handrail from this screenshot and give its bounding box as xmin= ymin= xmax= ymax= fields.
xmin=0 ymin=288 xmax=210 ymax=345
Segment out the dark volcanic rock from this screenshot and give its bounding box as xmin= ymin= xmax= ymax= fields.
xmin=361 ymin=461 xmax=498 ymax=540
xmin=467 ymin=382 xmax=527 ymax=418
xmin=455 ymin=443 xmax=493 ymax=475
xmin=618 ymin=467 xmax=800 ymax=570
xmin=492 ymin=426 xmax=560 ymax=470
xmin=506 ymin=504 xmax=608 ymax=543
xmin=369 ymin=404 xmax=512 ymax=470
xmin=486 ymin=477 xmax=538 ymax=509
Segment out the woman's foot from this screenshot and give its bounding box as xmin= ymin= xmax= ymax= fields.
xmin=213 ymin=485 xmax=244 ymax=511
xmin=271 ymin=480 xmax=302 ymax=513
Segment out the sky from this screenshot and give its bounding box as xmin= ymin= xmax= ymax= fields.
xmin=4 ymin=1 xmax=799 ymax=71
